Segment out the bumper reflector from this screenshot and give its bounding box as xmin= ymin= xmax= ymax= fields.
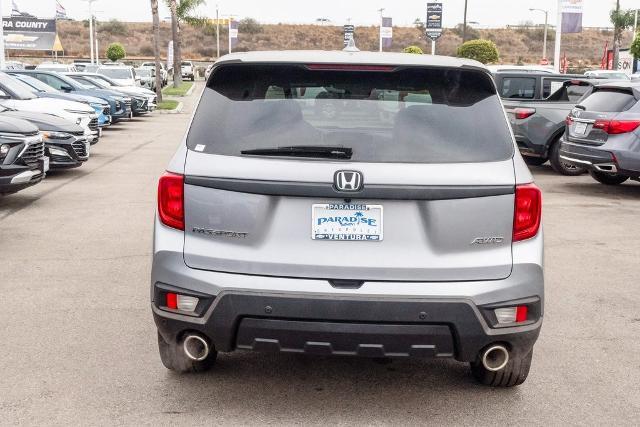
xmin=495 ymin=306 xmax=528 ymax=324
xmin=164 ymin=292 xmax=198 ymax=312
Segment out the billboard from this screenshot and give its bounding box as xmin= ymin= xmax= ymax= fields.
xmin=426 ymin=2 xmax=443 ymax=41
xmin=2 ymin=16 xmax=61 ymax=51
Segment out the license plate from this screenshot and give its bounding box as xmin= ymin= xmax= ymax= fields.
xmin=574 ymin=122 xmax=588 ymax=135
xmin=98 ymin=128 xmax=103 ymax=137
xmin=85 ymin=142 xmax=91 ymax=155
xmin=312 ymin=203 xmax=383 ymax=241
xmin=41 ymin=156 xmax=49 ymax=173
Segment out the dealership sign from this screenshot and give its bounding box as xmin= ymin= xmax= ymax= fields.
xmin=2 ymin=16 xmax=62 ymax=51
xmin=426 ymin=2 xmax=443 ymax=41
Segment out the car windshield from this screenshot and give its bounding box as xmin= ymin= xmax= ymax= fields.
xmin=181 ymin=62 xmax=192 ymax=67
xmin=98 ymin=68 xmax=132 ymax=79
xmin=188 ymin=64 xmax=514 ymax=163
xmin=137 ymin=69 xmax=151 ymax=77
xmin=13 ymin=74 xmax=58 ymax=93
xmin=70 ymin=76 xmax=105 ymax=89
xmin=90 ymin=74 xmax=118 ymax=87
xmin=0 ymin=72 xmax=37 ymax=99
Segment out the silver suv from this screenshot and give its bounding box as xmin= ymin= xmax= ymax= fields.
xmin=151 ymin=51 xmax=544 ymax=387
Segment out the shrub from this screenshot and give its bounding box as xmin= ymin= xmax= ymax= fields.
xmin=106 ymin=42 xmax=126 ymax=62
xmin=403 ymin=45 xmax=424 ymax=54
xmin=139 ymin=44 xmax=154 ymax=56
xmin=238 ymin=18 xmax=263 ymax=34
xmin=456 ymin=39 xmax=499 ymax=64
xmin=100 ymin=19 xmax=128 ymax=36
xmin=631 ymin=32 xmax=640 ymax=59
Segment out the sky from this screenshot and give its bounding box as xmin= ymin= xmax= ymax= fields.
xmin=3 ymin=0 xmax=638 ymax=28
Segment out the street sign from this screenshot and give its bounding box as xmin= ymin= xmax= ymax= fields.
xmin=343 ymin=24 xmax=354 ymax=47
xmin=426 ymin=2 xmax=443 ymax=41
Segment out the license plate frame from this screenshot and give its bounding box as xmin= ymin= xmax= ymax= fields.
xmin=574 ymin=122 xmax=588 ymax=135
xmin=311 ymin=203 xmax=383 ymax=241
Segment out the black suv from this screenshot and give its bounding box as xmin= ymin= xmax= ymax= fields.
xmin=0 ymin=107 xmax=89 ymax=169
xmin=0 ymin=116 xmax=48 ymax=195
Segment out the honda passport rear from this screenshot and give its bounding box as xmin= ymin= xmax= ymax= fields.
xmin=151 ymin=51 xmax=544 ymax=387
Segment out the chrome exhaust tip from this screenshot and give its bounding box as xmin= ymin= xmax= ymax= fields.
xmin=183 ymin=334 xmax=210 ymax=361
xmin=593 ymin=163 xmax=618 ymax=173
xmin=481 ymin=345 xmax=509 ymax=371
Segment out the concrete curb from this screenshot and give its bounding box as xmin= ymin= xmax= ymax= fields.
xmin=184 ymin=83 xmax=196 ymax=96
xmin=156 ymin=102 xmax=183 ymax=114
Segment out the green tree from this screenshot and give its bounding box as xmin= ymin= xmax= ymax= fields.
xmin=106 ymin=42 xmax=126 ymax=62
xmin=631 ymin=32 xmax=640 ymax=59
xmin=403 ymin=45 xmax=424 ymax=54
xmin=456 ymin=39 xmax=499 ymax=64
xmin=238 ymin=17 xmax=263 ymax=34
xmin=610 ymin=2 xmax=635 ymax=69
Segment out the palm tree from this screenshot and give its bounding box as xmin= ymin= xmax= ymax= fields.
xmin=168 ymin=0 xmax=182 ymax=88
xmin=150 ymin=0 xmax=163 ymax=102
xmin=610 ymin=0 xmax=635 ymax=70
xmin=165 ymin=0 xmax=207 ymax=88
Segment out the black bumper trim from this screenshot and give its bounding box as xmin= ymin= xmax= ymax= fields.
xmin=153 ymin=290 xmax=542 ymax=361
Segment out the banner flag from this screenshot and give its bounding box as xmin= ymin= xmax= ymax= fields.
xmin=561 ymin=0 xmax=583 ymax=33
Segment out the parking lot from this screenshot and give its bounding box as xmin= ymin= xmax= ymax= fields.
xmin=1 ymin=82 xmax=639 ymax=424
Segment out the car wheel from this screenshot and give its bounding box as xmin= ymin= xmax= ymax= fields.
xmin=470 ymin=349 xmax=532 ymax=387
xmin=588 ymin=170 xmax=629 ymax=185
xmin=523 ymin=156 xmax=547 ymax=167
xmin=549 ymin=140 xmax=586 ymax=176
xmin=157 ymin=331 xmax=217 ymax=373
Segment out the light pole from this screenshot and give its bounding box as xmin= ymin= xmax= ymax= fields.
xmin=378 ymin=8 xmax=385 ymax=52
xmin=530 ymin=8 xmax=549 ymax=62
xmin=81 ymin=0 xmax=98 ymax=64
xmin=0 ymin=0 xmax=5 ymax=70
xmin=553 ymin=0 xmax=562 ymax=73
xmin=215 ymin=4 xmax=220 ymax=59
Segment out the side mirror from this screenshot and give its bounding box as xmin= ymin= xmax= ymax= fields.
xmin=0 ymin=90 xmax=10 ymax=99
xmin=61 ymin=85 xmax=73 ymax=93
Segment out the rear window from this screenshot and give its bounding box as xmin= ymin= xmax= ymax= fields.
xmin=500 ymin=77 xmax=536 ymax=99
xmin=580 ymin=89 xmax=637 ymax=112
xmin=188 ymin=64 xmax=513 ymax=163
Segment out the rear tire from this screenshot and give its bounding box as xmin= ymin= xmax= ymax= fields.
xmin=588 ymin=170 xmax=629 ymax=185
xmin=470 ymin=349 xmax=533 ymax=387
xmin=157 ymin=331 xmax=217 ymax=373
xmin=523 ymin=156 xmax=547 ymax=166
xmin=549 ymin=140 xmax=585 ymax=176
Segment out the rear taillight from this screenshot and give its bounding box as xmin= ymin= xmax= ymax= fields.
xmin=513 ymin=183 xmax=542 ymax=242
xmin=593 ymin=119 xmax=640 ymax=135
xmin=514 ymin=108 xmax=536 ymax=120
xmin=158 ymin=172 xmax=184 ymax=230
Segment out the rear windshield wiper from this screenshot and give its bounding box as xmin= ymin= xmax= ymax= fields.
xmin=241 ymin=145 xmax=352 ymax=159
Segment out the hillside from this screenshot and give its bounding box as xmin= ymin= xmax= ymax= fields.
xmin=41 ymin=20 xmax=636 ymax=68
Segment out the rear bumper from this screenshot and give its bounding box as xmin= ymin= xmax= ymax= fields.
xmin=153 ymin=290 xmax=542 ymax=361
xmin=559 ymin=140 xmax=632 ymax=176
xmin=516 ymin=135 xmax=546 ymax=158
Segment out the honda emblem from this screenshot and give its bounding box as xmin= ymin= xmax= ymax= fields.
xmin=334 ymin=170 xmax=363 ymax=192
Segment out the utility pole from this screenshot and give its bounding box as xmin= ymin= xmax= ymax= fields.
xmin=216 ymin=4 xmax=220 ymax=59
xmin=378 ymin=8 xmax=385 ymax=52
xmin=462 ymin=0 xmax=468 ymax=42
xmin=613 ymin=0 xmax=620 ymax=70
xmin=530 ymin=8 xmax=549 ymax=61
xmin=0 ymin=0 xmax=5 ymax=70
xmin=553 ymin=0 xmax=562 ymax=73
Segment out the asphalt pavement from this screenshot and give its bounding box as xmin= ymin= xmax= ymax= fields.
xmin=1 ymin=82 xmax=639 ymax=425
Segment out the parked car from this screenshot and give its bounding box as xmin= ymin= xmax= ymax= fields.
xmin=494 ymin=71 xmax=589 ymax=101
xmin=560 ymin=81 xmax=640 ymax=185
xmin=135 ymin=67 xmax=156 ymax=91
xmin=96 ymin=64 xmax=139 ymax=87
xmin=0 ymin=116 xmax=47 ymax=195
xmin=141 ymin=62 xmax=168 ymax=86
xmin=10 ymin=73 xmax=112 ymax=129
xmin=0 ymin=71 xmax=99 ymax=144
xmin=502 ymin=79 xmax=601 ymax=175
xmin=7 ymin=70 xmax=132 ymax=124
xmin=181 ymin=61 xmax=195 ymax=81
xmin=584 ymin=70 xmax=631 ymax=80
xmin=0 ymin=106 xmax=89 ymax=169
xmin=36 ymin=62 xmax=78 ymax=72
xmin=66 ymin=73 xmax=157 ymax=113
xmin=151 ymin=51 xmax=544 ymax=387
xmin=488 ymin=64 xmax=555 ymax=74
